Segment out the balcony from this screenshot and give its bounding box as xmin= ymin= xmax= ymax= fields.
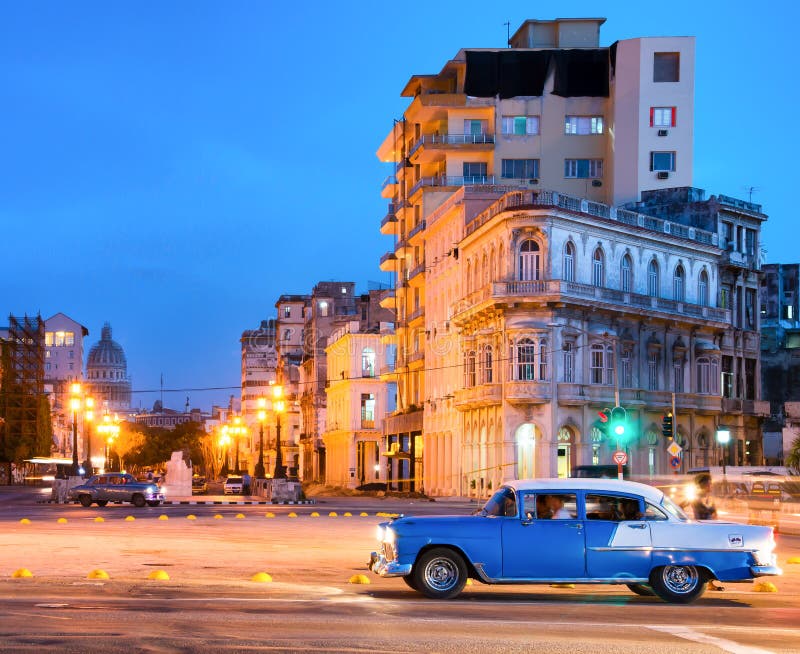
xmin=379 ymin=251 xmax=397 ymax=272
xmin=450 ymin=279 xmax=731 ymax=328
xmin=394 ymin=237 xmax=410 ymax=257
xmin=408 ymin=133 xmax=495 ymax=164
xmin=505 ymin=381 xmax=552 ymax=405
xmin=381 ymin=175 xmax=398 ymax=199
xmin=409 ymin=175 xmax=496 ymax=199
xmin=380 ymin=204 xmax=399 ymax=235
xmin=408 ymin=219 xmax=426 ymax=242
xmin=406 ymin=350 xmax=424 ymax=367
xmin=408 ymin=305 xmax=425 ymax=325
xmin=454 ymin=384 xmax=502 ymax=410
xmin=379 ymin=289 xmax=396 ymax=310
xmin=721 ymin=248 xmax=759 ymax=271
xmin=722 ymin=398 xmax=771 ymax=416
xmin=408 ymin=261 xmax=426 ymax=286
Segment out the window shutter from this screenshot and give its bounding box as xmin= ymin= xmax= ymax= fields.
xmin=671 ymin=107 xmax=677 ymax=127
xmin=650 ymin=107 xmax=655 ymax=127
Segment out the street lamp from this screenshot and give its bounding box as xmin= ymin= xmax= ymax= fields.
xmin=69 ymin=383 xmax=82 ymax=476
xmin=219 ymin=431 xmax=231 ymax=477
xmin=228 ymin=415 xmax=247 ymax=474
xmin=716 ymin=427 xmax=731 ymax=494
xmin=82 ymin=397 xmax=95 ymax=476
xmin=96 ymin=412 xmax=120 ymax=472
xmin=272 ymin=385 xmax=287 ymax=480
xmin=255 ymin=397 xmax=267 ymax=478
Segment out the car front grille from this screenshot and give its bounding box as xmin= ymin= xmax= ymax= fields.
xmin=382 ymin=542 xmax=396 ymax=562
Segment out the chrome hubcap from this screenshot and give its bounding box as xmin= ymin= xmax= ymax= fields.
xmin=662 ymin=565 xmax=700 ymax=594
xmin=424 ymin=557 xmax=459 ymax=592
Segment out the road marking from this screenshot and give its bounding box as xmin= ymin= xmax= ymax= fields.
xmin=648 ymin=625 xmax=775 ymax=654
xmin=8 ymin=611 xmax=71 ymax=621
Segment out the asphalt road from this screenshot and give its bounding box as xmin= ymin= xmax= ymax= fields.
xmin=1 ymin=486 xmax=799 ymax=654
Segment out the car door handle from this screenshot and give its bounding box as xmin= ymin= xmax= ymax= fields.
xmin=566 ymin=523 xmax=582 ymax=529
xmin=626 ymin=523 xmax=646 ymax=529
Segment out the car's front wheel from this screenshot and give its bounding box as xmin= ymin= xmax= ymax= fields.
xmin=147 ymin=500 xmax=161 ymax=507
xmin=131 ymin=494 xmax=146 ymax=508
xmin=78 ymin=495 xmax=92 ymax=508
xmin=413 ymin=547 xmax=468 ymax=600
xmin=626 ymin=583 xmax=656 ymax=597
xmin=649 ymin=565 xmax=707 ymax=604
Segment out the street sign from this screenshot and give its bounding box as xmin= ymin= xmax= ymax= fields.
xmin=612 ymin=450 xmax=628 ymax=465
xmin=667 ymin=441 xmax=682 ymax=457
xmin=670 ymin=456 xmax=681 ymax=469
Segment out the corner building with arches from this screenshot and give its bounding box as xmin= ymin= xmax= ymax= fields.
xmin=377 ymin=18 xmax=768 ymax=497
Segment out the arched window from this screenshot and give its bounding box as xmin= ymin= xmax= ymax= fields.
xmin=482 ymin=253 xmax=489 ymax=286
xmin=483 ymin=344 xmax=494 ymax=384
xmin=538 ymin=339 xmax=548 ymax=380
xmin=698 ymin=269 xmax=709 ymax=306
xmin=465 ymin=350 xmax=477 ymax=387
xmin=361 ymin=348 xmax=375 ymax=377
xmin=696 ymin=356 xmax=710 ymax=394
xmin=563 ymin=241 xmax=575 ymax=282
xmin=673 ymin=264 xmax=685 ymax=301
xmin=589 ymin=344 xmax=613 ymax=385
xmin=621 ymin=254 xmax=633 ymax=292
xmin=648 ymin=259 xmax=659 ymax=297
xmin=518 ymin=239 xmax=541 ymax=281
xmin=592 ymin=247 xmax=605 ymax=287
xmin=515 ymin=338 xmax=536 ymax=380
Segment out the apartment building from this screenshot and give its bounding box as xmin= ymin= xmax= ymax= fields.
xmin=377 ymin=18 xmax=768 ymax=497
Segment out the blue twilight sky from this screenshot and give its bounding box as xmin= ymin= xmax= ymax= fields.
xmin=1 ymin=1 xmax=795 ymax=411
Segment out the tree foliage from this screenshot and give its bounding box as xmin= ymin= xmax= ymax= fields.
xmin=787 ymin=435 xmax=800 ymax=474
xmin=120 ymin=421 xmax=208 ymax=472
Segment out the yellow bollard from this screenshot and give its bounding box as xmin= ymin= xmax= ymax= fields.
xmin=12 ymin=568 xmax=33 ymax=578
xmin=57 ymin=518 xmax=68 ymax=524
xmin=288 ymin=512 xmax=297 ymax=518
xmin=19 ymin=518 xmax=31 ymax=524
xmin=87 ymin=569 xmax=109 ymax=580
xmin=158 ymin=514 xmax=169 ymax=521
xmin=251 ymin=572 xmax=273 ymax=583
xmin=94 ymin=516 xmax=105 ymax=523
xmin=147 ymin=570 xmax=170 ymax=581
xmin=213 ymin=514 xmax=223 ymax=519
xmin=187 ymin=514 xmax=197 ymax=520
xmin=348 ymin=574 xmax=370 ymax=584
xmin=310 ymin=511 xmax=320 ymax=517
xmin=124 ymin=516 xmax=135 ymax=521
xmin=360 ymin=512 xmax=368 ymax=517
xmin=343 ymin=512 xmax=352 ymax=517
xmin=753 ymin=581 xmax=778 ymax=593
xmin=328 ymin=511 xmax=338 ymax=517
xmin=235 ymin=513 xmax=246 ymax=519
xmin=265 ymin=512 xmax=275 ymax=518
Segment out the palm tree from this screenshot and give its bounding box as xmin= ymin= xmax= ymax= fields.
xmin=787 ymin=435 xmax=800 ymax=474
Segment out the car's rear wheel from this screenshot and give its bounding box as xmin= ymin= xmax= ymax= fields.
xmin=131 ymin=494 xmax=146 ymax=508
xmin=78 ymin=495 xmax=92 ymax=508
xmin=413 ymin=547 xmax=468 ymax=600
xmin=649 ymin=565 xmax=707 ymax=604
xmin=147 ymin=500 xmax=161 ymax=507
xmin=95 ymin=500 xmax=108 ymax=507
xmin=626 ymin=583 xmax=656 ymax=597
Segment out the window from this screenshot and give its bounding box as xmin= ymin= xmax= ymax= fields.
xmin=483 ymin=344 xmax=494 ymax=384
xmin=515 ymin=339 xmax=536 ymax=381
xmin=45 ymin=332 xmax=54 ymax=346
xmin=539 ymin=340 xmax=548 ymax=381
xmin=621 ymin=254 xmax=633 ymax=292
xmin=746 ymin=288 xmax=756 ymax=330
xmin=518 ymin=239 xmax=541 ymax=281
xmin=654 ymin=52 xmax=680 ymax=82
xmin=68 ymin=350 xmax=75 ymax=359
xmin=590 ymin=345 xmax=605 ymax=385
xmin=565 ymin=115 xmax=603 ymax=134
xmin=648 ymin=260 xmax=659 ymax=297
xmin=65 ymin=332 xmax=75 ymax=346
xmin=284 ymin=306 xmax=291 ymax=318
xmin=648 ymin=352 xmax=659 ymax=390
xmin=464 ymin=350 xmax=477 ymax=387
xmin=673 ymin=359 xmax=685 ymax=393
xmin=563 ymin=242 xmax=575 ymax=282
xmin=650 ymin=107 xmax=676 ymax=127
xmin=620 ymin=351 xmax=632 ymax=388
xmin=698 ymin=270 xmax=709 ymax=306
xmin=318 ymin=301 xmax=329 ymax=317
xmin=464 ymin=119 xmax=488 ymax=135
xmin=55 ymin=331 xmax=66 ymax=347
xmin=361 ymin=348 xmax=375 ymax=377
xmin=523 ymin=493 xmax=578 ymax=520
xmin=696 ymin=357 xmax=710 ymax=394
xmin=361 ymin=393 xmax=375 ymax=428
xmin=563 ymin=342 xmax=575 ymax=383
xmin=585 ymin=494 xmax=641 ymax=521
xmin=592 ymin=248 xmax=604 ymax=287
xmin=502 ymin=115 xmax=539 ymax=135
xmin=673 ymin=265 xmax=685 ymax=301
xmin=501 ymin=159 xmax=539 ymax=179
xmin=650 ymin=151 xmax=676 ymax=171
xmin=565 ymin=159 xmax=603 ymax=178
xmin=462 ymin=162 xmax=487 ymax=183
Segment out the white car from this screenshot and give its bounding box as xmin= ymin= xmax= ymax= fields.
xmin=223 ymin=476 xmax=243 ymax=494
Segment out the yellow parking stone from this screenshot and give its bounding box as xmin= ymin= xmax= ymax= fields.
xmin=265 ymin=512 xmax=275 ymax=518
xmin=19 ymin=518 xmax=31 ymax=524
xmin=12 ymin=568 xmax=33 ymax=578
xmin=343 ymin=512 xmax=352 ymax=517
xmin=87 ymin=569 xmax=109 ymax=580
xmin=348 ymin=574 xmax=370 ymax=585
xmin=754 ymin=581 xmax=778 ymax=593
xmin=94 ymin=516 xmax=105 ymax=523
xmin=466 ymin=579 xmax=473 ymax=586
xmin=235 ymin=513 xmax=246 ymax=519
xmin=550 ymin=583 xmax=576 ymax=589
xmin=310 ymin=511 xmax=320 ymax=517
xmin=787 ymin=556 xmax=800 ymax=564
xmin=158 ymin=514 xmax=169 ymax=521
xmin=328 ymin=511 xmax=338 ymax=517
xmin=288 ymin=512 xmax=297 ymax=518
xmin=124 ymin=516 xmax=135 ymax=521
xmin=186 ymin=514 xmax=197 ymax=520
xmin=57 ymin=518 xmax=68 ymax=524
xmin=147 ymin=570 xmax=170 ymax=581
xmin=251 ymin=572 xmax=273 ymax=583
xmin=360 ymin=512 xmax=368 ymax=517
xmin=213 ymin=514 xmax=223 ymax=519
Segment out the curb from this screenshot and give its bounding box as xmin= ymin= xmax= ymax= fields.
xmin=37 ymin=499 xmax=316 ymax=506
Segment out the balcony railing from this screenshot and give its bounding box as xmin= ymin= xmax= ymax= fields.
xmin=408 ymin=261 xmax=426 ymax=281
xmin=408 ymin=220 xmax=426 ymax=239
xmin=408 ymin=306 xmax=425 ymax=323
xmin=381 ymin=175 xmax=397 ymax=191
xmin=409 ymin=175 xmax=496 ymax=197
xmin=408 ymin=133 xmax=495 ymax=157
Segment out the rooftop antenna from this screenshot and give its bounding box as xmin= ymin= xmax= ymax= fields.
xmin=504 ymin=21 xmax=511 ymax=47
xmin=744 ymin=186 xmax=759 ymax=203
xmin=160 ymin=373 xmax=164 ymax=410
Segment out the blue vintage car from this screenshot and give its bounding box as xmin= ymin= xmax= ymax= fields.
xmin=368 ymin=479 xmax=781 ymax=603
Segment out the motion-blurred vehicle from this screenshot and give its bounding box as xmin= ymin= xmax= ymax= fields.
xmin=369 ymin=478 xmax=781 ymax=604
xmin=191 ymin=476 xmax=208 ymax=494
xmin=68 ymin=473 xmax=165 ymax=508
xmin=223 ymin=476 xmax=243 ymax=494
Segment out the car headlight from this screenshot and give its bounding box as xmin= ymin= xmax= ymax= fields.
xmin=683 ymin=484 xmax=697 ymax=502
xmin=384 ymin=527 xmax=396 ymax=545
xmin=375 ymin=525 xmax=386 ymax=542
xmin=149 ymin=485 xmax=160 ymax=494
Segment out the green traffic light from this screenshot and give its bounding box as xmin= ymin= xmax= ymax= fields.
xmin=614 ymin=424 xmax=625 ymax=436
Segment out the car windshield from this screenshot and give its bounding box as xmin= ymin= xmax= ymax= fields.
xmin=226 ymin=477 xmax=243 ymax=484
xmin=660 ymin=494 xmax=689 ymax=521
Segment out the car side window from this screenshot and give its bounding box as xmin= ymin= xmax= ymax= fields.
xmin=484 ymin=488 xmax=517 ymax=517
xmin=585 ymin=494 xmax=641 ymax=521
xmin=522 ymin=493 xmax=577 ymax=520
xmin=95 ymin=476 xmax=107 ymax=485
xmin=644 ymin=502 xmax=669 ymax=521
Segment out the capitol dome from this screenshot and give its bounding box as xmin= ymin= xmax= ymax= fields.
xmin=86 ymin=322 xmax=131 ymax=410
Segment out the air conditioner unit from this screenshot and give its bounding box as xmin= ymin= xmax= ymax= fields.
xmin=528 ymin=178 xmax=539 ymax=185
xmin=657 ymin=129 xmax=669 ymax=137
xmin=591 ymin=179 xmax=602 ymax=187
xmin=657 ymin=171 xmax=670 ymax=180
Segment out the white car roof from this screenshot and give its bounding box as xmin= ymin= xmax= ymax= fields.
xmin=504 ymin=478 xmax=665 ymax=503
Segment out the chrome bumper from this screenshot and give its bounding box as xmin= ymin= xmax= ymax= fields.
xmin=368 ymin=551 xmax=412 ymax=578
xmin=751 ymin=565 xmax=783 ymax=577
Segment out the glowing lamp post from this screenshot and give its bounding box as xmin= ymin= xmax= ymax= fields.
xmin=229 ymin=415 xmax=247 ymax=474
xmin=219 ymin=430 xmax=231 ymax=477
xmin=82 ymin=397 xmax=95 ymax=476
xmin=255 ymin=398 xmax=267 ymax=478
xmin=272 ymin=385 xmax=287 ymax=480
xmin=716 ymin=427 xmax=731 ymax=494
xmin=69 ymin=384 xmax=82 ymax=476
xmin=97 ymin=412 xmax=120 ymax=472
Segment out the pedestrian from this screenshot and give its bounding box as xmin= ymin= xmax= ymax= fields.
xmin=691 ymin=472 xmax=724 ymax=591
xmin=242 ymin=472 xmax=251 ymax=496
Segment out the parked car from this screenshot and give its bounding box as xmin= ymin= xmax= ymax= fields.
xmin=67 ymin=473 xmax=165 ymax=508
xmin=192 ymin=476 xmax=208 ymax=494
xmin=223 ymin=476 xmax=243 ymax=495
xmin=368 ymin=478 xmax=781 ymax=603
